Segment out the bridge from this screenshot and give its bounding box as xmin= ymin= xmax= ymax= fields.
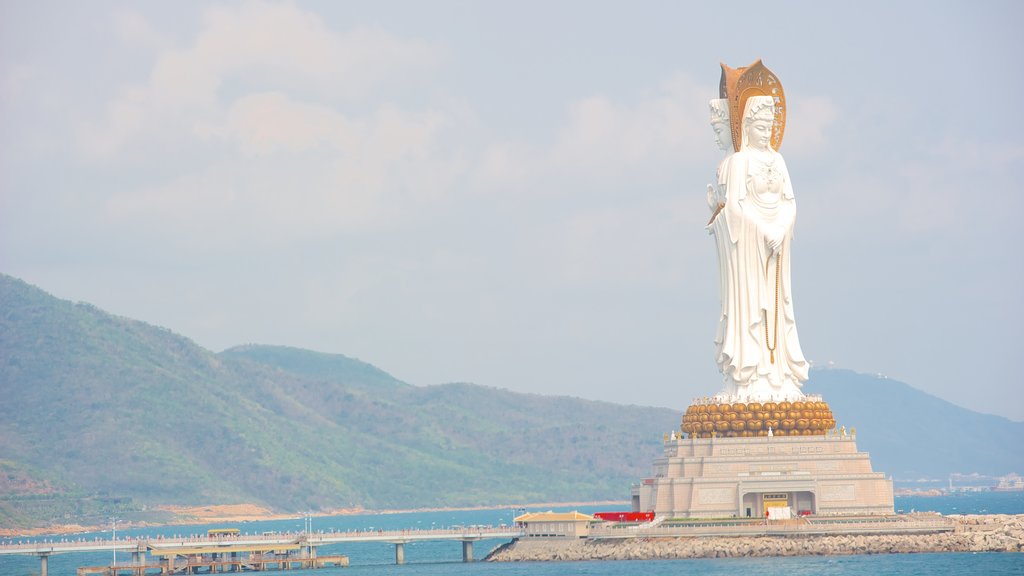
xmin=0 ymin=526 xmax=526 ymax=575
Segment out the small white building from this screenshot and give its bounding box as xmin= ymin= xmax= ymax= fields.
xmin=514 ymin=511 xmax=594 ymax=538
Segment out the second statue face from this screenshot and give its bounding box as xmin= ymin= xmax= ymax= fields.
xmin=712 ymin=121 xmax=731 ymax=152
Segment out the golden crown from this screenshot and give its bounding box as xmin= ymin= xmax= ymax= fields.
xmin=719 ymin=59 xmax=786 ymax=152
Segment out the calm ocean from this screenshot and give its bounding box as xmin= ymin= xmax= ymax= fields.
xmin=3 ymin=492 xmax=1022 ymax=576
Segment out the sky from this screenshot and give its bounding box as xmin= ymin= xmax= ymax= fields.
xmin=2 ymin=1 xmax=1022 ymax=421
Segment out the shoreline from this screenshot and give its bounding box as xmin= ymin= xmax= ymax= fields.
xmin=486 ymin=514 xmax=1024 ymax=562
xmin=0 ymin=500 xmax=627 ymax=538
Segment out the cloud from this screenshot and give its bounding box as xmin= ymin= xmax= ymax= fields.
xmin=893 ymin=137 xmax=1024 ymax=237
xmin=1 ymin=64 xmax=39 ymax=103
xmin=199 ymin=92 xmax=359 ymax=156
xmin=550 ymin=73 xmax=709 ymax=175
xmin=551 ymin=197 xmax=692 ymax=289
xmin=79 ymin=1 xmax=439 ymax=161
xmin=112 ymin=9 xmax=169 ymax=51
xmin=80 ymin=1 xmax=463 ymax=243
xmin=105 ymin=94 xmax=464 ymax=243
xmin=469 ymin=142 xmax=540 ymax=194
xmin=782 ymin=96 xmax=837 ymax=155
xmin=469 ymin=72 xmax=715 ymax=201
xmin=459 ymin=73 xmax=721 ymax=294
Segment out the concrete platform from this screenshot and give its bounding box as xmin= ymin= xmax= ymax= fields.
xmin=634 ymin=434 xmax=894 ymax=518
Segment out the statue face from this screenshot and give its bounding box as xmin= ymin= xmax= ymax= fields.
xmin=711 ymin=120 xmax=731 ymax=151
xmin=746 ymin=119 xmax=773 ymax=151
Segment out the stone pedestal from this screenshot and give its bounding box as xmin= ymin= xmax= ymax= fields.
xmin=633 ymin=434 xmax=893 ymax=518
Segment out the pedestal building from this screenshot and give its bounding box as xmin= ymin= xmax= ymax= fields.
xmin=633 ymin=432 xmax=893 ymax=518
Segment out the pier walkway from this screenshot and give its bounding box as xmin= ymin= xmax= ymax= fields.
xmin=0 ymin=526 xmax=526 ymax=574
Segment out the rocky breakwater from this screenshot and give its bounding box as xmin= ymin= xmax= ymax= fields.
xmin=486 ymin=514 xmax=1024 ymax=562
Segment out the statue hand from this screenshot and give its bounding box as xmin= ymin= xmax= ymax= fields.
xmin=706 ymin=184 xmax=717 ymax=210
xmin=766 ymin=232 xmax=784 ymax=253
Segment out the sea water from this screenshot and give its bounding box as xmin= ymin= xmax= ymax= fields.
xmin=3 ymin=492 xmax=1022 ymax=576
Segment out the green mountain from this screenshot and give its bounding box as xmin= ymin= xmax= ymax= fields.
xmin=1 ymin=273 xmax=1020 ymax=529
xmin=0 ymin=274 xmax=676 ymax=528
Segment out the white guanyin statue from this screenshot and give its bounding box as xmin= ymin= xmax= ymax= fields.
xmin=708 ymin=94 xmax=808 ymax=401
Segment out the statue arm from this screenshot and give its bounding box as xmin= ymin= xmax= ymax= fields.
xmin=707 ymin=155 xmax=734 ymax=210
xmin=706 ymin=155 xmax=733 ymax=231
xmin=705 ymin=185 xmax=724 ymax=234
xmin=721 ymin=153 xmax=746 ymax=244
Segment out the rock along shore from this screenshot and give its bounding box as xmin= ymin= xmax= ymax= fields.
xmin=486 ymin=514 xmax=1024 ymax=561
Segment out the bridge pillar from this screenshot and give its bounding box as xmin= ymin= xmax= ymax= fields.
xmin=462 ymin=540 xmax=473 ymax=562
xmin=394 ymin=542 xmax=405 ymax=565
xmin=39 ymin=553 xmax=49 ymax=576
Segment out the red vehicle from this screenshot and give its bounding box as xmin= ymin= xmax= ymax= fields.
xmin=593 ymin=511 xmax=655 ymax=523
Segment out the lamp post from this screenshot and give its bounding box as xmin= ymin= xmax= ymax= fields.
xmin=111 ymin=517 xmax=118 ymax=568
xmin=512 ymin=507 xmax=525 ymax=528
xmin=305 ymin=513 xmax=313 ymax=559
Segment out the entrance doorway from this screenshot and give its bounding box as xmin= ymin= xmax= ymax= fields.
xmin=741 ymin=490 xmax=818 ymax=517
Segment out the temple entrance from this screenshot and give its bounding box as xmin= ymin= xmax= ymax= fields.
xmin=741 ymin=490 xmax=817 ymax=518
xmin=763 ymin=492 xmax=790 ymax=518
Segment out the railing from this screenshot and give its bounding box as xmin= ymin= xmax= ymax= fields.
xmin=0 ymin=539 xmax=145 ymax=554
xmin=0 ymin=526 xmax=526 ymax=556
xmin=312 ymin=526 xmax=525 ymax=543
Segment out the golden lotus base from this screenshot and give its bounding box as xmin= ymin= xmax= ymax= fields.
xmin=681 ymin=398 xmax=836 ymax=438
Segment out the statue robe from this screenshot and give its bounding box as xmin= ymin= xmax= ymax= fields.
xmin=712 ymin=147 xmax=808 ymax=400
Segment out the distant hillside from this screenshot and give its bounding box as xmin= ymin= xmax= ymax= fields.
xmin=1 ymin=273 xmax=1020 ymax=529
xmin=805 ymin=369 xmax=1024 ymax=479
xmin=0 ymin=274 xmax=676 ymax=528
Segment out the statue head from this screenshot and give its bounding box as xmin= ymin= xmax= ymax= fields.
xmin=721 ymin=59 xmax=786 ymax=152
xmin=741 ymin=95 xmax=775 ymax=151
xmin=708 ymin=99 xmax=732 ymax=152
